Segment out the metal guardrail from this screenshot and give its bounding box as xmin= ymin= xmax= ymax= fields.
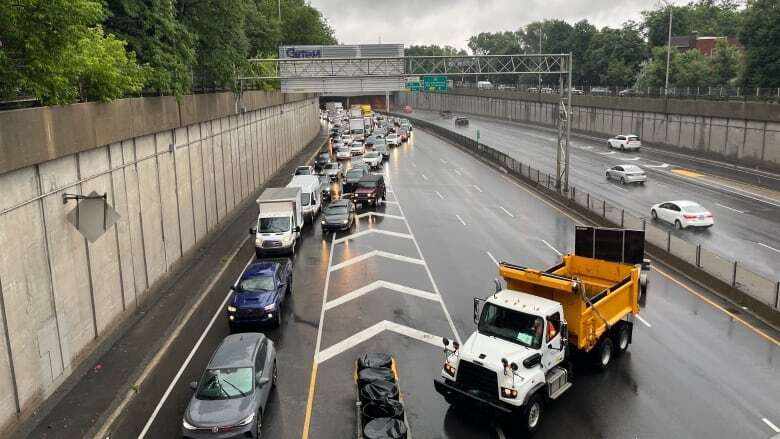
xmin=397 ymin=113 xmax=780 ymax=313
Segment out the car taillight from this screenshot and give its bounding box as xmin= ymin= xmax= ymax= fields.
xmin=705 ymin=213 xmax=713 ymax=218
xmin=683 ymin=214 xmax=698 ymax=219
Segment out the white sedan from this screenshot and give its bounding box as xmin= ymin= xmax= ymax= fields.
xmin=386 ymin=133 xmax=400 ymax=147
xmin=607 ymin=134 xmax=642 ymax=151
xmin=349 ymin=140 xmax=365 ymax=156
xmin=606 ymin=164 xmax=646 ymax=185
xmin=335 ymin=147 xmax=351 ymax=160
xmin=650 ymin=200 xmax=713 ymax=229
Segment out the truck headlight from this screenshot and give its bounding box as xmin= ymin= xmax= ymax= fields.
xmin=182 ymin=418 xmax=198 ymax=430
xmin=501 ymin=387 xmax=518 ymax=399
xmin=227 ymin=306 xmax=237 ymax=313
xmin=443 ymin=363 xmax=456 ymax=377
xmin=281 ymin=235 xmax=292 ymax=244
xmin=255 ymin=238 xmax=262 ymax=246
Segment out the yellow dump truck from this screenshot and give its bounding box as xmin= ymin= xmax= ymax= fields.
xmin=434 ymin=226 xmax=648 ymax=435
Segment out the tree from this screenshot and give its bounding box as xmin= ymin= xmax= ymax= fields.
xmin=642 ymin=0 xmax=743 ymax=48
xmin=709 ymin=39 xmax=741 ymax=86
xmin=582 ymin=24 xmax=647 ymax=85
xmin=467 ymin=31 xmax=521 ymax=55
xmin=246 ymin=0 xmax=281 ymax=57
xmin=740 ymin=0 xmax=780 ymax=87
xmin=675 ymin=49 xmax=710 ymax=88
xmin=636 ymin=46 xmax=679 ymax=89
xmin=1 ymin=0 xmax=146 ymax=104
xmin=105 ymin=0 xmax=195 ymax=96
xmin=405 ymin=45 xmax=466 ymax=57
xmin=278 ymin=0 xmax=337 ymax=45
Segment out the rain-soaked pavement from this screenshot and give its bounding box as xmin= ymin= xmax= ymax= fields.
xmin=26 ymin=128 xmax=780 ymax=439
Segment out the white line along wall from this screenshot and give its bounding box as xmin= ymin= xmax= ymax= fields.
xmin=0 ymin=92 xmax=320 ymax=432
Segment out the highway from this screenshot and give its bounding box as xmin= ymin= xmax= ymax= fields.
xmin=51 ymin=127 xmax=777 ymax=439
xmin=409 ymin=110 xmax=780 ymax=281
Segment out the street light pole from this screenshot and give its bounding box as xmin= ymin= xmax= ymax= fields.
xmin=664 ymin=4 xmax=673 ymax=96
xmin=278 ymin=0 xmax=281 ymax=20
xmin=538 ymin=23 xmax=543 ymax=91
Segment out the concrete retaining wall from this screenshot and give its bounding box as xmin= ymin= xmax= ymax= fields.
xmin=0 ymin=93 xmax=320 ymax=431
xmin=397 ymin=91 xmax=780 ymax=171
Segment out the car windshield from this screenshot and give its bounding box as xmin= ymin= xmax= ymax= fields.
xmin=357 ymin=180 xmax=377 ymax=188
xmin=300 ymin=193 xmax=311 ymax=206
xmin=325 ymin=163 xmax=338 ymax=170
xmin=257 ymin=217 xmax=290 ymax=233
xmin=326 ymin=205 xmax=348 ymax=215
xmin=478 ymin=303 xmax=543 ymax=349
xmin=238 ymin=276 xmax=275 ymax=292
xmin=683 ymin=205 xmax=707 ymax=213
xmin=295 ymin=168 xmax=310 ymax=175
xmin=347 ymin=170 xmax=363 ymax=178
xmin=627 ymin=136 xmax=640 ymax=141
xmin=196 ymin=367 xmax=253 ymax=400
xmin=337 ymin=148 xmax=349 ymax=153
xmin=623 ymin=165 xmax=642 ymax=173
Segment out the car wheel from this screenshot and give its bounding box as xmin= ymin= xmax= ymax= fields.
xmin=620 ymin=177 xmax=625 ymax=185
xmin=620 ymin=145 xmax=625 ymax=151
xmin=256 ymin=409 xmax=263 ymax=438
xmin=607 ymin=142 xmax=612 ymax=149
xmin=605 ymin=172 xmax=610 ymax=180
xmin=272 ymin=361 xmax=278 ymax=388
xmin=288 ymin=276 xmax=293 ymax=295
xmin=521 ymin=393 xmax=543 ymax=434
xmin=639 ymin=181 xmax=645 ymax=186
xmin=651 ymin=210 xmax=657 ymax=220
xmin=275 ymin=305 xmax=283 ymax=328
xmin=675 ymin=219 xmax=683 ymax=230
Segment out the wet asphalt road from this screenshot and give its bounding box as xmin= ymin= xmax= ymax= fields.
xmin=100 ymin=128 xmax=779 ymax=439
xmin=409 ymin=110 xmax=780 ymax=281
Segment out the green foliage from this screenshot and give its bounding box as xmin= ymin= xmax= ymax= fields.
xmin=468 ymin=31 xmax=521 ymax=55
xmin=709 ymin=39 xmax=742 ymax=86
xmin=675 ymin=49 xmax=710 ymax=88
xmin=740 ymin=0 xmax=780 ymax=87
xmin=105 ymin=0 xmax=195 ymax=96
xmin=0 ymin=0 xmax=146 ymax=104
xmin=642 ymin=0 xmax=743 ymax=47
xmin=277 ymin=0 xmax=337 ymax=45
xmin=405 ymin=45 xmax=467 ymax=57
xmin=583 ymin=23 xmax=647 ymax=85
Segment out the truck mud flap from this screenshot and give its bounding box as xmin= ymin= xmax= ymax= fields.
xmin=433 ymin=379 xmax=513 ymax=415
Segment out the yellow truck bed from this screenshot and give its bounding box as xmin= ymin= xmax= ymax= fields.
xmin=499 ymin=255 xmax=640 ymax=352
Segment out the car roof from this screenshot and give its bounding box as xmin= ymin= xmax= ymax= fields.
xmin=242 ymin=261 xmax=281 ymax=278
xmin=209 ymin=333 xmax=265 ymax=369
xmin=671 ymin=200 xmax=700 ymax=206
xmin=359 ymin=174 xmax=382 ymax=182
xmin=329 ymin=199 xmax=351 ymax=208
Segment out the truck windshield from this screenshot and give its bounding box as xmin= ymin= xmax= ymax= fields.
xmin=257 ymin=217 xmax=290 ymax=233
xmin=478 ymin=303 xmax=544 ymax=349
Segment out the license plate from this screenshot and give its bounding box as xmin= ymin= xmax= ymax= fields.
xmin=698 ymin=215 xmax=704 ymax=220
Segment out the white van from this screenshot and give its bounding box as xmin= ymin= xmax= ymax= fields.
xmin=477 ymin=81 xmax=493 ymax=89
xmin=287 ymin=175 xmax=322 ymax=222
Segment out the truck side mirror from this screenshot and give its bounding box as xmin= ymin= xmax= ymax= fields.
xmin=473 ymin=298 xmax=485 ymax=324
xmin=294 ymin=226 xmax=300 ymax=233
xmin=249 ymin=228 xmax=256 ymax=235
xmin=523 ymin=353 xmax=542 ymax=369
xmin=493 ymin=278 xmax=501 ymax=296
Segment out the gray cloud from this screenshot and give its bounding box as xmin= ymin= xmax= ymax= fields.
xmin=309 ymin=0 xmax=688 ymax=50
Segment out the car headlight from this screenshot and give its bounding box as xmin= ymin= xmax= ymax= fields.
xmin=281 ymin=235 xmax=292 ymax=244
xmin=255 ymin=238 xmax=262 ymax=246
xmin=264 ymin=303 xmax=276 ymax=311
xmin=321 ymin=220 xmax=326 ymax=225
xmin=443 ymin=363 xmax=456 ymax=377
xmin=236 ymin=412 xmax=255 ymax=426
xmin=182 ymin=418 xmax=198 ymax=430
xmin=501 ymin=387 xmax=518 ymax=399
xmin=342 ymin=219 xmax=349 ymax=224
xmin=227 ymin=305 xmax=237 ymax=313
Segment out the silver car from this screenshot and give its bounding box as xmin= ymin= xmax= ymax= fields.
xmin=323 ymin=161 xmax=342 ymax=181
xmin=606 ymin=164 xmax=646 ymax=185
xmin=182 ymin=333 xmax=276 ymax=438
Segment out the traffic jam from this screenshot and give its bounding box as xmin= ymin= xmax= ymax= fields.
xmin=178 ymin=99 xmax=657 ymax=439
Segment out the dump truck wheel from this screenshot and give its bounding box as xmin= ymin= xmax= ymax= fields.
xmin=521 ymin=393 xmax=543 ymax=434
xmin=593 ymin=337 xmax=614 ymax=371
xmin=614 ymin=324 xmax=631 ymax=355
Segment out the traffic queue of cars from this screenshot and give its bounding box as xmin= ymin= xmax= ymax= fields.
xmin=181 ymin=108 xmax=411 ymax=437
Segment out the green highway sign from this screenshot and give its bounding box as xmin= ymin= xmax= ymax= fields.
xmin=422 ymin=75 xmax=448 ymax=91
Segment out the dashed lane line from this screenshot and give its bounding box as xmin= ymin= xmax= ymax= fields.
xmin=329 ymin=250 xmax=425 ymax=272
xmin=715 ymin=202 xmax=746 ymax=214
xmin=499 ymin=206 xmax=515 ymax=218
xmin=453 ymin=169 xmax=462 ymax=176
xmin=435 ymin=191 xmax=444 ymax=199
xmin=421 ymin=173 xmax=429 ymax=181
xmin=473 ymin=184 xmax=483 ymax=193
xmin=455 ymin=214 xmax=467 ymax=226
xmin=757 ymin=242 xmax=780 ymax=254
xmin=485 ymin=251 xmax=499 ymax=266
xmin=762 ymin=418 xmax=780 ymax=433
xmin=541 ymin=239 xmax=563 ymax=256
xmin=636 ymin=314 xmax=652 ymax=328
xmin=323 ymin=280 xmax=440 ymax=311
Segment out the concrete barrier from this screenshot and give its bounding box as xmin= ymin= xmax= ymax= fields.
xmin=398 ymin=90 xmax=780 ymax=171
xmin=0 ymin=93 xmax=320 ymax=432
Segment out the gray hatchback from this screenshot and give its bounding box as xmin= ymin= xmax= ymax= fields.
xmin=182 ymin=333 xmax=277 ymax=438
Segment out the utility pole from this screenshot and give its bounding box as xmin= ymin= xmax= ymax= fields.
xmin=278 ymin=0 xmax=281 ymax=20
xmin=664 ymin=3 xmax=673 ymax=96
xmin=538 ymin=23 xmax=543 ymax=91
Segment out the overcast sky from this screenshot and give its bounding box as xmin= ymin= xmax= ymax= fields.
xmin=309 ymin=0 xmax=689 ymax=50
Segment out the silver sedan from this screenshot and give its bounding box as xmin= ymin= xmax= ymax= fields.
xmin=606 ymin=164 xmax=646 ymax=185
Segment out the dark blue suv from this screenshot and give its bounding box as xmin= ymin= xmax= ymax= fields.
xmin=226 ymin=259 xmax=292 ymax=331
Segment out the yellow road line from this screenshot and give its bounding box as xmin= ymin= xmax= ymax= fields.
xmin=653 ymin=266 xmax=779 ymax=346
xmin=301 ymin=361 xmax=318 ymax=439
xmin=671 ymin=168 xmax=703 ymax=178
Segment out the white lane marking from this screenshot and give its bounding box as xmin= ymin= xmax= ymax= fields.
xmin=98 ymin=233 xmax=250 ymax=439
xmin=391 ymin=181 xmax=462 ymax=345
xmin=411 ymin=162 xmax=417 ymax=168
xmin=762 ymin=418 xmax=780 ymax=433
xmin=599 ymin=151 xmax=617 ymax=155
xmin=329 ymin=250 xmax=425 ymax=272
xmin=473 ymin=184 xmax=483 ymax=193
xmin=421 ymin=173 xmax=429 ymax=181
xmin=541 ymin=239 xmax=563 ymax=256
xmin=138 ymin=253 xmax=255 ymax=438
xmin=496 ymin=425 xmax=507 ymax=439
xmin=620 ymin=157 xmax=641 ymax=161
xmin=715 ymin=202 xmax=746 ymax=214
xmin=757 ymin=242 xmax=780 ymax=254
xmin=316 ymin=320 xmax=443 ymax=364
xmin=578 ymin=146 xmax=593 ymax=150
xmin=485 ymin=251 xmax=499 ymax=266
xmin=356 ymin=212 xmax=405 ymax=220
xmin=324 ymin=281 xmax=439 ymax=311
xmin=383 ymin=200 xmax=400 ymax=205
xmin=386 ymin=189 xmax=395 ymax=194
xmin=644 ymin=163 xmax=670 ymax=168
xmin=435 ymin=191 xmax=444 ymax=199
xmin=499 ymin=206 xmax=515 ymax=218
xmin=440 ymin=158 xmax=448 ymax=164
xmin=315 ymin=236 xmax=336 ymax=353
xmin=334 ymin=228 xmax=413 ymax=244
xmin=455 ymin=214 xmax=467 ymax=226
xmin=636 ymin=314 xmax=652 ymax=328
xmin=453 ymin=169 xmax=462 ymax=176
